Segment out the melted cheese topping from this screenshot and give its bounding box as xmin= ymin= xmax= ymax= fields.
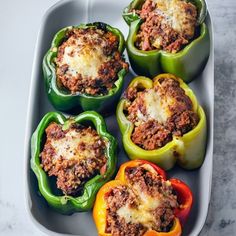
xmin=153 ymin=0 xmax=196 ymax=38
xmin=135 ymin=88 xmax=175 ymax=125
xmin=144 ymin=89 xmax=174 ymax=123
xmin=114 ymin=164 xmax=175 ymax=229
xmin=117 ymin=190 xmax=161 ymax=228
xmin=51 ymin=129 xmax=100 ymax=161
xmin=60 ymin=34 xmax=108 ymax=79
xmin=117 ymin=164 xmax=163 ymax=228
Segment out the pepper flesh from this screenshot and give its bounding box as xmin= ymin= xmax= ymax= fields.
xmin=31 ymin=111 xmax=117 ymax=214
xmin=42 ymin=22 xmax=128 ymax=114
xmin=123 ymin=0 xmax=210 ymax=82
xmin=93 ymin=160 xmax=193 ymax=236
xmin=116 ymin=74 xmax=207 ymax=170
xmin=170 ymin=179 xmax=193 ymax=226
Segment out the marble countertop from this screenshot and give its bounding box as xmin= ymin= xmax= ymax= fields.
xmin=0 ymin=0 xmax=235 ymax=235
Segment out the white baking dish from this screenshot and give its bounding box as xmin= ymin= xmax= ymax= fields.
xmin=24 ymin=0 xmax=214 ymax=235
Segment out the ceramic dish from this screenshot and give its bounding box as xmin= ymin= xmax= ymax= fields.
xmin=24 ymin=0 xmax=214 ymax=235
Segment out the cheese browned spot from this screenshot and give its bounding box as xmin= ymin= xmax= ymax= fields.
xmin=50 ymin=128 xmax=102 ymax=161
xmin=105 ymin=165 xmax=178 ymax=236
xmin=135 ymin=0 xmax=197 ymax=52
xmin=154 ymin=0 xmax=197 ymax=38
xmin=116 ymin=191 xmax=161 ymax=228
xmin=125 ymin=76 xmax=199 ymax=150
xmin=59 ymin=32 xmax=108 ymax=79
xmin=131 ymin=88 xmax=175 ymax=126
xmin=40 ymin=122 xmax=106 ymax=195
xmin=56 ymin=27 xmax=128 ymax=95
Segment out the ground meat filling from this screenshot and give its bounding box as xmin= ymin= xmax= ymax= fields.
xmin=40 ymin=122 xmax=106 ymax=195
xmin=105 ymin=165 xmax=178 ymax=236
xmin=125 ymin=77 xmax=199 ymax=150
xmin=133 ymin=0 xmax=198 ymax=52
xmin=55 ymin=27 xmax=128 ymax=95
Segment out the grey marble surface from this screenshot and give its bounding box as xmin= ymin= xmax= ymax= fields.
xmin=0 ymin=0 xmax=235 ymax=235
xmin=199 ymin=0 xmax=236 ymax=235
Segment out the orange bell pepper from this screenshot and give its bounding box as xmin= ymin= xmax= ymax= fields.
xmin=93 ymin=160 xmax=193 ymax=236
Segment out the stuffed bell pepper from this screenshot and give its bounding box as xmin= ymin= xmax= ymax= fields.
xmin=123 ymin=0 xmax=210 ymax=82
xmin=117 ymin=73 xmax=207 ymax=170
xmin=43 ymin=22 xmax=129 ymax=114
xmin=93 ymin=160 xmax=193 ymax=236
xmin=31 ymin=111 xmax=117 ymax=214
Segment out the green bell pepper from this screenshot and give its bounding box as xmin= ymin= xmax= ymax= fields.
xmin=43 ymin=22 xmax=128 ymax=114
xmin=31 ymin=111 xmax=117 ymax=214
xmin=123 ymin=0 xmax=210 ymax=83
xmin=116 ymin=74 xmax=207 ymax=170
